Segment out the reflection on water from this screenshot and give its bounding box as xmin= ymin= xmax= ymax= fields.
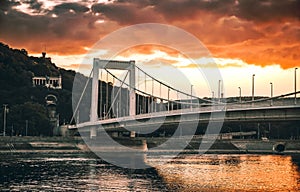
xmin=1 ymin=153 xmax=300 ymax=191
xmin=148 ymin=154 xmax=300 ymax=192
xmin=0 ymin=153 xmax=168 ymax=191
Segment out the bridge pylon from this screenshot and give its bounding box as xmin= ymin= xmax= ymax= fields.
xmin=90 ymin=59 xmax=136 ymax=138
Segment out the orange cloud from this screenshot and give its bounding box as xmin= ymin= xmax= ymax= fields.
xmin=118 ymin=45 xmax=181 ymax=58
xmin=0 ymin=0 xmax=299 ymax=69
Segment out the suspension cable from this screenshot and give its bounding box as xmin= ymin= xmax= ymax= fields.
xmin=104 ymin=69 xmax=129 ymax=119
xmin=104 ymin=68 xmax=207 ymax=106
xmin=69 ymin=68 xmax=93 ymax=124
xmin=135 ymin=65 xmax=219 ymax=104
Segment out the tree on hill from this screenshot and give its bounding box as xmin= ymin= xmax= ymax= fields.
xmin=0 ymin=42 xmax=75 ymax=136
xmin=6 ymin=102 xmax=52 ymax=136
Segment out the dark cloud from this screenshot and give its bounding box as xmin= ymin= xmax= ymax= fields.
xmin=0 ymin=10 xmax=51 ymax=42
xmin=90 ymin=0 xmax=299 ymax=25
xmin=52 ymin=3 xmax=90 ymax=15
xmin=236 ymin=0 xmax=300 ymax=22
xmin=0 ymin=0 xmax=20 ymax=11
xmin=0 ymin=3 xmax=101 ymax=54
xmin=151 ymin=0 xmax=236 ymax=21
xmin=0 ymin=0 xmax=299 ymax=68
xmin=151 ymin=0 xmax=300 ymax=22
xmin=23 ymin=0 xmax=43 ymax=12
xmin=115 ymin=0 xmax=156 ymax=7
xmin=91 ymin=2 xmax=161 ymax=24
xmin=91 ymin=3 xmax=137 ymax=23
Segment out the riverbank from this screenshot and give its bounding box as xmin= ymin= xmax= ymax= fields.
xmin=0 ymin=136 xmax=85 ymax=151
xmin=1 ymin=136 xmax=300 ymax=154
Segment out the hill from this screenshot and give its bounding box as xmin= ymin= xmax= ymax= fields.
xmin=0 ymin=42 xmax=75 ymax=136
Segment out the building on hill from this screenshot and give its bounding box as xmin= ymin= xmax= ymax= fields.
xmin=32 ymin=75 xmax=62 ymax=89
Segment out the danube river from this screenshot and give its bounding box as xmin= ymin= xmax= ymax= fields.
xmin=1 ymin=152 xmax=300 ymax=191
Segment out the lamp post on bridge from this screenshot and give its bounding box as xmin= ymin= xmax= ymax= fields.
xmin=270 ymin=82 xmax=273 ymax=106
xmin=252 ymin=74 xmax=255 ymax=107
xmin=238 ymin=87 xmax=241 ymax=103
xmin=295 ymin=68 xmax=298 ymax=105
xmin=3 ymin=104 xmax=8 ymax=137
xmin=167 ymin=88 xmax=170 ymax=112
xmin=190 ymin=85 xmax=193 ymax=110
xmin=218 ymin=80 xmax=221 ymax=102
xmin=25 ymin=120 xmax=28 ymax=136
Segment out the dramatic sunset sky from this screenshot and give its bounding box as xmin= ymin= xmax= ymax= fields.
xmin=1 ymin=0 xmax=299 ymax=97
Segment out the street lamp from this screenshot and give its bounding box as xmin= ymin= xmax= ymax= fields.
xmin=238 ymin=87 xmax=242 ymax=103
xmin=295 ymin=68 xmax=298 ymax=105
xmin=252 ymin=74 xmax=255 ymax=106
xmin=3 ymin=104 xmax=8 ymax=136
xmin=25 ymin=120 xmax=28 ymax=136
xmin=190 ymin=85 xmax=193 ymax=110
xmin=218 ymin=80 xmax=221 ymax=102
xmin=168 ymin=88 xmax=170 ymax=112
xmin=270 ymin=82 xmax=273 ymax=106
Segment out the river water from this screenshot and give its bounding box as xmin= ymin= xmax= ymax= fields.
xmin=1 ymin=152 xmax=300 ymax=191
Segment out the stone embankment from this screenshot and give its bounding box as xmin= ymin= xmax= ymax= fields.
xmin=1 ymin=136 xmax=300 ymax=154
xmin=0 ymin=136 xmax=86 ymax=152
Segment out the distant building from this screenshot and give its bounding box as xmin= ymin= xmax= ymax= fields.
xmin=32 ymin=75 xmax=62 ymax=89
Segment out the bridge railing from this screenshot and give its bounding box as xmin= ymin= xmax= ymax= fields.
xmin=224 ymin=91 xmax=300 ymax=110
xmin=95 ymin=94 xmax=299 ymax=122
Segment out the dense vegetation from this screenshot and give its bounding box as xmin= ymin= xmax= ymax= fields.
xmin=0 ymin=42 xmax=75 ymax=136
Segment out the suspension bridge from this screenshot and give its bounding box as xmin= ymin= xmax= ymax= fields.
xmin=69 ymin=59 xmax=300 ymax=140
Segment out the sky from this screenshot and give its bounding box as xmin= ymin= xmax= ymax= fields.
xmin=0 ymin=0 xmax=299 ymax=97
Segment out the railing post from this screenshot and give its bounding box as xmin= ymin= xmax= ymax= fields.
xmin=190 ymin=85 xmax=193 ymax=111
xmin=218 ymin=80 xmax=221 ymax=103
xmin=167 ymin=88 xmax=170 ymax=112
xmin=252 ymin=74 xmax=255 ymax=107
xmin=295 ymin=68 xmax=298 ymax=105
xmin=238 ymin=87 xmax=241 ymax=103
xmin=270 ymin=82 xmax=273 ymax=106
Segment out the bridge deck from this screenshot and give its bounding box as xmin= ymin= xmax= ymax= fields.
xmin=73 ymin=105 xmax=300 ymax=131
